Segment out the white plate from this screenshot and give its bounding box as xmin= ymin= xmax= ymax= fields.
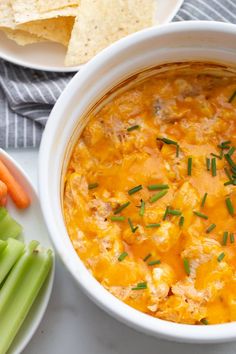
xmin=0 ymin=149 xmax=54 ymax=354
xmin=0 ymin=0 xmax=184 ymax=72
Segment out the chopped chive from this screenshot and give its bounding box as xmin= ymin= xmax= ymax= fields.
xmin=218 ymin=141 xmax=231 ymax=149
xmin=187 ymin=157 xmax=192 ymax=176
xmin=111 ymin=216 xmax=125 ymax=221
xmin=224 ymin=180 xmax=236 ymax=186
xmin=163 ymin=206 xmax=169 ymax=220
xmin=156 ymin=137 xmax=179 ymax=157
xmin=193 ymin=211 xmax=208 ymax=220
xmin=201 ymin=318 xmax=209 ymax=325
xmin=228 ymin=147 xmax=236 ymax=156
xmin=132 ymin=282 xmax=147 ymax=290
xmin=201 ymin=193 xmax=208 ymax=207
xmin=206 ymin=158 xmax=211 ymax=171
xmin=230 ymin=233 xmax=235 ymax=244
xmin=225 ymin=154 xmax=236 ymax=168
xmin=179 ymin=216 xmax=185 ymax=227
xmin=147 ymin=184 xmax=169 ymax=191
xmin=218 ymin=145 xmax=229 ymax=150
xmin=114 ymin=201 xmax=130 ymax=215
xmin=128 ymin=185 xmax=142 ymax=195
xmin=183 ymin=258 xmax=190 ymax=276
xmin=211 ymin=157 xmax=217 ymax=176
xmin=145 ymin=223 xmax=161 ymax=228
xmin=210 ymin=153 xmax=222 ymax=160
xmin=118 ymin=252 xmax=128 ymax=262
xmin=229 ymin=90 xmax=236 ymax=103
xmin=225 ymin=197 xmax=234 ymax=216
xmin=149 ymin=190 xmax=168 ymax=203
xmin=217 ymin=252 xmax=225 ymax=262
xmin=157 ymin=137 xmax=177 ymax=145
xmin=136 ymin=282 xmax=147 ymax=287
xmin=176 ymin=145 xmax=180 ymax=157
xmin=148 ymin=260 xmax=161 ymax=266
xmin=128 ymin=218 xmax=138 ymax=233
xmin=222 ymin=231 xmax=228 ymax=246
xmin=88 ymin=183 xmax=99 ymax=189
xmin=167 ymin=209 xmax=182 ymax=216
xmin=127 ymin=125 xmax=140 ymax=132
xmin=206 ymin=223 xmax=216 ymax=233
xmin=139 ymin=200 xmax=145 ymax=217
xmin=143 ymin=253 xmax=151 ymax=262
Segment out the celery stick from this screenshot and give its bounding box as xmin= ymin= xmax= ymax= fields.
xmin=0 ymin=241 xmax=53 ymax=354
xmin=0 ymin=208 xmax=22 ymax=240
xmin=0 ymin=240 xmax=7 ymax=255
xmin=0 ymin=238 xmax=24 ymax=286
xmin=0 ymin=208 xmax=7 ymax=220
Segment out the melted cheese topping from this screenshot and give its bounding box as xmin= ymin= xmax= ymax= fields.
xmin=64 ymin=64 xmax=236 ymax=325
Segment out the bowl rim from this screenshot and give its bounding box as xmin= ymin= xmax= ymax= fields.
xmin=39 ymin=20 xmax=236 ymax=343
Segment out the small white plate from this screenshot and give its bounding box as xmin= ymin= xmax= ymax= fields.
xmin=0 ymin=149 xmax=54 ymax=354
xmin=0 ymin=0 xmax=184 ymax=72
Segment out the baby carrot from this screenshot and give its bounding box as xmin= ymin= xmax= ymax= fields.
xmin=0 ymin=181 xmax=7 ymax=206
xmin=0 ymin=160 xmax=30 ymax=209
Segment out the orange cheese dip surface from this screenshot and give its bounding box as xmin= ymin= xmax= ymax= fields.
xmin=63 ymin=63 xmax=236 ymax=325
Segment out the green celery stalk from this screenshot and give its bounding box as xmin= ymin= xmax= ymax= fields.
xmin=0 ymin=240 xmax=7 ymax=255
xmin=0 ymin=238 xmax=25 ymax=286
xmin=0 ymin=240 xmax=53 ymax=354
xmin=0 ymin=208 xmax=22 ymax=240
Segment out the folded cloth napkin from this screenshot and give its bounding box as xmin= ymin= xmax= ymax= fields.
xmin=0 ymin=0 xmax=236 ymax=148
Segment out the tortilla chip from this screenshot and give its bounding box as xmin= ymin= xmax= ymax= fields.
xmin=3 ymin=28 xmax=46 ymax=45
xmin=19 ymin=17 xmax=75 ymax=46
xmin=36 ymin=0 xmax=79 ymax=13
xmin=12 ymin=0 xmax=78 ymax=24
xmin=65 ymin=0 xmax=155 ymax=66
xmin=0 ymin=0 xmax=47 ymax=45
xmin=0 ymin=0 xmax=15 ymax=28
xmin=0 ymin=0 xmax=75 ymax=47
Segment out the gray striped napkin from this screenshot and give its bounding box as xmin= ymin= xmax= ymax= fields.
xmin=0 ymin=0 xmax=236 ymax=148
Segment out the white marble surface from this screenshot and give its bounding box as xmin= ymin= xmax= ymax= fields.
xmin=8 ymin=149 xmax=236 ymax=354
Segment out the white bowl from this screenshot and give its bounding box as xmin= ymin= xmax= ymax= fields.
xmin=0 ymin=149 xmax=54 ymax=354
xmin=39 ymin=21 xmax=236 ymax=343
